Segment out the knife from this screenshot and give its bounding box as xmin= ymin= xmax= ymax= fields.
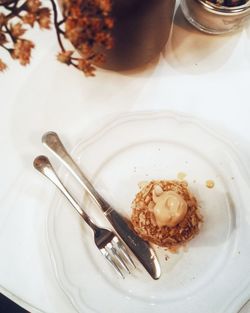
xmin=42 ymin=131 xmax=161 ymax=280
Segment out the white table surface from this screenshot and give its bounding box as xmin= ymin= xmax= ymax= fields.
xmin=0 ymin=2 xmax=250 ymax=312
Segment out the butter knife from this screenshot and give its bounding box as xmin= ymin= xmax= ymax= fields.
xmin=42 ymin=131 xmax=161 ymax=280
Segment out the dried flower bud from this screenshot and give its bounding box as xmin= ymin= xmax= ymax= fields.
xmin=10 ymin=23 xmax=26 ymax=37
xmin=37 ymin=8 xmax=51 ymax=29
xmin=77 ymin=58 xmax=95 ymax=76
xmin=22 ymin=13 xmax=36 ymax=27
xmin=26 ymin=0 xmax=41 ymax=13
xmin=98 ymin=0 xmax=112 ymax=13
xmin=103 ymin=34 xmax=113 ymax=50
xmin=57 ymin=50 xmax=74 ymax=64
xmin=12 ymin=39 xmax=35 ymax=65
xmin=105 ymin=17 xmax=114 ymax=29
xmin=78 ymin=43 xmax=91 ymax=56
xmin=0 ymin=59 xmax=7 ymax=72
xmin=95 ymin=31 xmax=109 ymax=45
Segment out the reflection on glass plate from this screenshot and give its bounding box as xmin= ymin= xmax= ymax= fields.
xmin=47 ymin=111 xmax=250 ymax=313
xmin=238 ymin=300 xmax=250 ymax=313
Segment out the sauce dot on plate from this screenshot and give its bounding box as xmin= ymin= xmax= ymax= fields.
xmin=177 ymin=172 xmax=187 ymax=180
xmin=206 ymin=180 xmax=215 ymax=189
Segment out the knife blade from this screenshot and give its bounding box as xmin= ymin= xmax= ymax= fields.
xmin=107 ymin=209 xmax=161 ymax=279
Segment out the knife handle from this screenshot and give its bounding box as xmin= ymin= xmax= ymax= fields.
xmin=42 ymin=131 xmax=111 ymax=213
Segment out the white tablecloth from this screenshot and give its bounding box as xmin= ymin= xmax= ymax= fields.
xmin=0 ymin=3 xmax=250 ymax=312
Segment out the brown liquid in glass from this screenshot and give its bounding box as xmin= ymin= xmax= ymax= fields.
xmin=103 ymin=0 xmax=176 ymax=70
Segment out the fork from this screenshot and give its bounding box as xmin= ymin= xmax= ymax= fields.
xmin=33 ymin=155 xmax=135 ymax=279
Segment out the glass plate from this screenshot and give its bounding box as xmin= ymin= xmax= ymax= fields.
xmin=47 ymin=111 xmax=250 ymax=313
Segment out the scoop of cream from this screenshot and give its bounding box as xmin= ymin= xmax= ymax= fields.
xmin=153 ymin=191 xmax=187 ymax=227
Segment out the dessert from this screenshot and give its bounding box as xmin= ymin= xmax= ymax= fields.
xmin=131 ymin=180 xmax=203 ymax=250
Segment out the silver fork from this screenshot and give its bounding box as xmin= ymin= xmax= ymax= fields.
xmin=33 ymin=155 xmax=135 ymax=279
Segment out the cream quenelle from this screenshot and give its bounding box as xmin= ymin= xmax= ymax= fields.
xmin=153 ymin=191 xmax=188 ymax=227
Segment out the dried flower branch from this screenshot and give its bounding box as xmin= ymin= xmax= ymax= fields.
xmin=0 ymin=0 xmax=50 ymax=70
xmin=0 ymin=0 xmax=50 ymax=71
xmin=0 ymin=0 xmax=114 ymax=76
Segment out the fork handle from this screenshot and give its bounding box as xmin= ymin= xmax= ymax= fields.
xmin=33 ymin=155 xmax=98 ymax=231
xmin=42 ymin=132 xmax=111 ymax=214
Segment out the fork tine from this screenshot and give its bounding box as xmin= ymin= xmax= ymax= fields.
xmin=100 ymin=248 xmax=125 ymax=279
xmin=112 ymin=237 xmax=136 ymax=269
xmin=107 ymin=241 xmax=130 ymax=274
xmin=117 ymin=244 xmax=136 ymax=269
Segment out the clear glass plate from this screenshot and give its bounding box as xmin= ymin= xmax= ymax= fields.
xmin=47 ymin=111 xmax=250 ymax=313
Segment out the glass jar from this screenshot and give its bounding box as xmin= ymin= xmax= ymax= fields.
xmin=102 ymin=0 xmax=176 ymax=70
xmin=181 ymin=0 xmax=250 ymax=34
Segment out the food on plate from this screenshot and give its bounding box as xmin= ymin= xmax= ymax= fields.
xmin=206 ymin=180 xmax=215 ymax=189
xmin=177 ymin=172 xmax=187 ymax=181
xmin=131 ymin=180 xmax=203 ymax=250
